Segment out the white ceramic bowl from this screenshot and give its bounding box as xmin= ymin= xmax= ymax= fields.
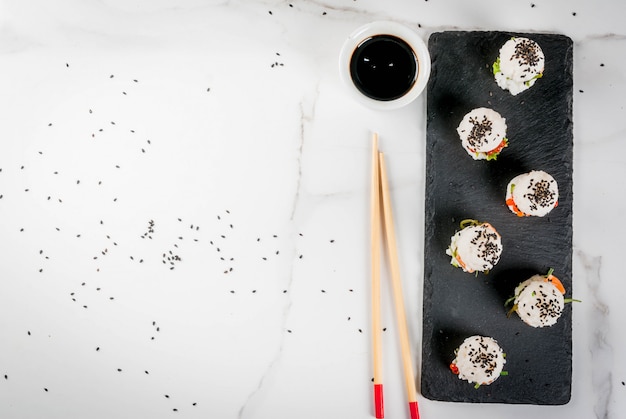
xmin=339 ymin=21 xmax=431 ymax=111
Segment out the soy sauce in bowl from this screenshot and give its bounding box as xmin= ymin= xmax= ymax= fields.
xmin=349 ymin=35 xmax=418 ymax=101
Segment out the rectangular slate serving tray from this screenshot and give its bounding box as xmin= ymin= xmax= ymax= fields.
xmin=421 ymin=31 xmax=573 ymax=405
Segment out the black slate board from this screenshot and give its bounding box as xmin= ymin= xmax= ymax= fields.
xmin=421 ymin=31 xmax=573 ymax=405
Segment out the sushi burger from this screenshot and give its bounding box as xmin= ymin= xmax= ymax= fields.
xmin=506 ymin=269 xmax=576 ymax=328
xmin=456 ymin=107 xmax=508 ymax=161
xmin=446 ymin=219 xmax=503 ymax=274
xmin=450 ymin=335 xmax=507 ymax=388
xmin=506 ymin=170 xmax=559 ymax=217
xmin=493 ymin=37 xmax=545 ymax=95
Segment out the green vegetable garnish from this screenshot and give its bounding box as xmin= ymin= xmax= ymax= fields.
xmin=492 ymin=57 xmax=501 ymax=75
xmin=524 ymin=72 xmax=543 ymax=86
xmin=459 ymin=219 xmax=480 ymax=229
xmin=486 ymin=138 xmax=507 ymax=161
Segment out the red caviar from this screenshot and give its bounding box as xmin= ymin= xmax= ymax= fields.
xmin=450 ymin=363 xmax=459 ymax=375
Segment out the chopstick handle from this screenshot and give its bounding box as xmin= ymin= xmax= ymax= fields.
xmin=378 ymin=152 xmax=420 ymax=419
xmin=370 ymin=133 xmax=384 ymax=418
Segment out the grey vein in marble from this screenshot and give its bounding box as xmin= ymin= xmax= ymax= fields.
xmin=289 ymin=88 xmax=318 ymax=222
xmin=289 ymin=103 xmax=307 ymax=222
xmin=237 ymin=250 xmax=297 ymax=419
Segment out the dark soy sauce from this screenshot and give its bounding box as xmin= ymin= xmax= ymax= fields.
xmin=350 ymin=35 xmax=418 ymax=101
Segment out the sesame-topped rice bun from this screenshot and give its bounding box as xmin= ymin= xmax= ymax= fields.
xmin=449 ymin=335 xmax=506 ymax=388
xmin=493 ymin=37 xmax=545 ymax=95
xmin=446 ymin=219 xmax=502 ymax=274
xmin=456 ymin=107 xmax=508 ymax=161
xmin=506 ymin=270 xmax=566 ymax=328
xmin=506 ymin=170 xmax=559 ymax=217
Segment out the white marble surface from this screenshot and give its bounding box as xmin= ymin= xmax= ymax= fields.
xmin=1 ymin=0 xmax=625 ymax=418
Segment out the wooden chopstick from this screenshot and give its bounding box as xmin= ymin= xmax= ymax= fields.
xmin=370 ymin=133 xmax=384 ymax=419
xmin=378 ymin=151 xmax=420 ymax=419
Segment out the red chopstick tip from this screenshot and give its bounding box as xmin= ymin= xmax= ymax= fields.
xmin=374 ymin=384 xmax=384 ymax=418
xmin=409 ymin=401 xmax=419 ymax=419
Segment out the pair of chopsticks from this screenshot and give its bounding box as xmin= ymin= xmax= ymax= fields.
xmin=370 ymin=133 xmax=419 ymax=419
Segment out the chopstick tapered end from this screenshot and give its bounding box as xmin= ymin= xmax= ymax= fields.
xmin=374 ymin=383 xmax=384 ymax=418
